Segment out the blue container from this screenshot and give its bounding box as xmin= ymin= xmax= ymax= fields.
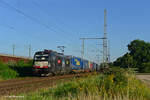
xmin=71 ymin=57 xmax=83 ymax=70
xmin=83 ymin=60 xmax=89 ymax=70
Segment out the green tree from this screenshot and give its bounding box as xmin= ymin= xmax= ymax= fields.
xmin=139 ymin=62 xmax=150 ymax=73
xmin=113 ymin=39 xmax=150 ymax=72
xmin=114 ymin=53 xmax=134 ymax=68
xmin=128 ymin=39 xmax=150 ymax=67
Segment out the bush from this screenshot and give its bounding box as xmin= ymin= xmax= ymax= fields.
xmin=139 ymin=62 xmax=150 ymax=73
xmin=9 ymin=60 xmax=33 ymax=77
xmin=0 ymin=61 xmax=18 ymax=79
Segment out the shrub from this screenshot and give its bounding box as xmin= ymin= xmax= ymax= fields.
xmin=9 ymin=60 xmax=33 ymax=77
xmin=139 ymin=62 xmax=150 ymax=73
xmin=0 ymin=60 xmax=18 ymax=79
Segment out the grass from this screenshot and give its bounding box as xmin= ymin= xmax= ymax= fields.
xmin=0 ymin=78 xmax=3 ymax=81
xmin=17 ymin=68 xmax=150 ymax=100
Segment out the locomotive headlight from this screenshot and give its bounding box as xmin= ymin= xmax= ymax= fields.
xmin=42 ymin=57 xmax=45 ymax=60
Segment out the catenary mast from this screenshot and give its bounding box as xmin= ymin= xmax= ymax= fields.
xmin=103 ymin=9 xmax=108 ymax=66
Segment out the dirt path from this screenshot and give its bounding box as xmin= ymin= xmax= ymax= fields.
xmin=0 ymin=73 xmax=93 ymax=97
xmin=136 ymin=75 xmax=150 ymax=85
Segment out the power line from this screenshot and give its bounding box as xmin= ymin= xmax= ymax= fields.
xmin=31 ymin=0 xmax=79 ymax=36
xmin=31 ymin=0 xmax=80 ymax=47
xmin=0 ymin=0 xmax=79 ymax=53
xmin=0 ymin=0 xmax=57 ymax=33
xmin=0 ymin=23 xmax=16 ymax=31
xmin=30 ymin=0 xmax=80 ymax=49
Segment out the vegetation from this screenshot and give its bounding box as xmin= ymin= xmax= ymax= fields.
xmin=113 ymin=39 xmax=150 ymax=73
xmin=9 ymin=60 xmax=33 ymax=77
xmin=0 ymin=60 xmax=18 ymax=79
xmin=22 ymin=68 xmax=150 ymax=100
xmin=0 ymin=60 xmax=33 ymax=79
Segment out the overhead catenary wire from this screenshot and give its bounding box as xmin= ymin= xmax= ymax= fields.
xmin=0 ymin=23 xmax=16 ymax=31
xmin=31 ymin=0 xmax=80 ymax=36
xmin=0 ymin=0 xmax=57 ymax=33
xmin=0 ymin=0 xmax=100 ymax=59
xmin=30 ymin=0 xmax=80 ymax=47
xmin=30 ymin=0 xmax=84 ymax=55
xmin=0 ymin=0 xmax=78 ymax=52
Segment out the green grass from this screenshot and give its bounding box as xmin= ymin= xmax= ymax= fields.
xmin=20 ymin=68 xmax=150 ymax=100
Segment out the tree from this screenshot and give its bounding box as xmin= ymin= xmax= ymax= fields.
xmin=128 ymin=39 xmax=150 ymax=67
xmin=139 ymin=62 xmax=150 ymax=73
xmin=114 ymin=53 xmax=134 ymax=68
xmin=113 ymin=39 xmax=150 ymax=71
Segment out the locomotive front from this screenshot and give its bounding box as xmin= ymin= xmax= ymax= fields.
xmin=33 ymin=50 xmax=51 ymax=75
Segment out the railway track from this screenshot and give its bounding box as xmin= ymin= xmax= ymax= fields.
xmin=0 ymin=73 xmax=92 ymax=96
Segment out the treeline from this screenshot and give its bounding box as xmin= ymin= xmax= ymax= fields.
xmin=113 ymin=39 xmax=150 ymax=73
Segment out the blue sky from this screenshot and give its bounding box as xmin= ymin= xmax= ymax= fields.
xmin=0 ymin=0 xmax=149 ymax=63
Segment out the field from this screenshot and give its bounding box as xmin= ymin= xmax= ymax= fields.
xmin=1 ymin=68 xmax=149 ymax=100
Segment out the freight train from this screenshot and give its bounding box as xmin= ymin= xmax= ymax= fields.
xmin=33 ymin=49 xmax=100 ymax=76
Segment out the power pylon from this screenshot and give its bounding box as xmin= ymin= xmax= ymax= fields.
xmin=103 ymin=9 xmax=108 ymax=67
xmin=108 ymin=40 xmax=111 ymax=63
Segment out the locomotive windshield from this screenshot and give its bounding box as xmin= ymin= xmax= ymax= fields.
xmin=34 ymin=54 xmax=49 ymax=61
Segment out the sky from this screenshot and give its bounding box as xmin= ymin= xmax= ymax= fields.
xmin=0 ymin=0 xmax=150 ymax=63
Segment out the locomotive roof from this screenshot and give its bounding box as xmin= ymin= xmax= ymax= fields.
xmin=35 ymin=49 xmax=57 ymax=54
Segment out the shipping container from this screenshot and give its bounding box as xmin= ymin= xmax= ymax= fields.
xmin=83 ymin=60 xmax=89 ymax=70
xmin=88 ymin=61 xmax=93 ymax=71
xmin=71 ymin=56 xmax=83 ymax=70
xmin=93 ymin=63 xmax=97 ymax=71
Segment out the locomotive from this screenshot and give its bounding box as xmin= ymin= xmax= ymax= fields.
xmin=33 ymin=49 xmax=100 ymax=76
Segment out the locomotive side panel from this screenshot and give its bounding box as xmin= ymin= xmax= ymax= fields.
xmin=63 ymin=56 xmax=72 ymax=73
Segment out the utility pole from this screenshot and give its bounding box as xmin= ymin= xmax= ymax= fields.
xmin=108 ymin=40 xmax=110 ymax=63
xmin=12 ymin=44 xmax=15 ymax=56
xmin=29 ymin=44 xmax=31 ymax=58
xmin=103 ymin=9 xmax=108 ymax=67
xmin=80 ymin=38 xmax=85 ymax=60
xmin=57 ymin=46 xmax=66 ymax=54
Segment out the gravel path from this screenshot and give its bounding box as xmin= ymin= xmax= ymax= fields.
xmin=136 ymin=75 xmax=150 ymax=85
